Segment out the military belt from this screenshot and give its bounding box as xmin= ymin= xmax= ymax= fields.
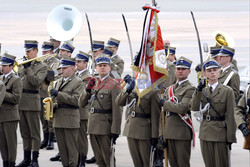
xmin=166 ymin=112 xmax=177 ymax=117
xmin=22 ymin=89 xmax=39 ymax=94
xmin=129 ymin=111 xmax=151 ymax=118
xmin=90 ymin=108 xmax=112 ymax=114
xmin=58 ymin=104 xmax=79 ymax=109
xmin=203 ymin=115 xmax=225 ymax=121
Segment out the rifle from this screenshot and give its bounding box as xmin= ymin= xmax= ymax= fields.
xmin=85 ymin=13 xmax=95 ymax=75
xmin=110 ymin=138 xmax=115 ymax=167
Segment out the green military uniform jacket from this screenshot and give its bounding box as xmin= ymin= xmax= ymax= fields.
xmin=18 ymin=61 xmax=47 ymax=111
xmin=79 ymin=76 xmax=122 ymax=135
xmin=53 ymin=75 xmax=84 ymax=128
xmin=77 ymin=70 xmax=91 ymax=120
xmin=190 ymin=83 xmax=237 ymax=143
xmin=116 ymin=89 xmax=160 ymax=139
xmin=0 ymin=80 xmax=5 ymax=105
xmin=235 ymin=86 xmax=250 ymax=127
xmin=162 ymin=60 xmax=176 ymax=90
xmin=110 ymin=54 xmax=124 ymax=79
xmin=161 ymin=80 xmax=195 ymax=140
xmin=40 ymin=57 xmax=60 ymax=98
xmin=0 ymin=73 xmax=22 ymax=122
xmin=218 ymin=66 xmax=240 ymax=100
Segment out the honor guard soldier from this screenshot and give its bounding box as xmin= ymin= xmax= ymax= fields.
xmin=58 ymin=42 xmax=75 ymax=59
xmin=235 ymin=85 xmax=250 ymax=137
xmin=16 ymin=40 xmax=47 ymax=167
xmin=0 ymin=54 xmax=22 ymax=167
xmin=49 ymin=57 xmax=84 ymax=167
xmin=212 ymin=45 xmax=240 ymax=100
xmin=92 ymin=40 xmax=105 ymax=59
xmin=49 ymin=36 xmax=61 ymax=55
xmin=116 ymin=75 xmax=161 ymax=167
xmin=78 ymin=54 xmax=122 ymax=167
xmin=190 ymin=59 xmax=236 ymax=167
xmin=39 ymin=42 xmax=60 ymax=150
xmin=161 ymin=46 xmax=177 ymax=90
xmin=75 ymin=51 xmax=92 ymax=166
xmin=106 ymin=37 xmax=124 ymax=79
xmin=159 ymin=56 xmax=195 ymax=167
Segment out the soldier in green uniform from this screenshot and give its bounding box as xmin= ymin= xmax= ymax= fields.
xmin=39 ymin=42 xmax=60 ymax=150
xmin=116 ymin=75 xmax=161 ymax=167
xmin=160 ymin=56 xmax=195 ymax=167
xmin=106 ymin=37 xmax=124 ymax=79
xmin=212 ymin=45 xmax=240 ymax=100
xmin=190 ymin=59 xmax=236 ymax=167
xmin=0 ymin=54 xmax=22 ymax=167
xmin=75 ymin=51 xmax=92 ymax=167
xmin=49 ymin=36 xmax=61 ymax=55
xmin=16 ymin=40 xmax=47 ymax=167
xmin=49 ymin=57 xmax=84 ymax=167
xmin=235 ymin=85 xmax=250 ymax=137
xmin=58 ymin=42 xmax=75 ymax=59
xmin=162 ymin=46 xmax=176 ymax=90
xmin=78 ymin=54 xmax=122 ymax=167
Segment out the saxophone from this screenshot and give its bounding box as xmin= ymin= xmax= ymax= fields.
xmin=43 ymin=81 xmax=54 ymax=121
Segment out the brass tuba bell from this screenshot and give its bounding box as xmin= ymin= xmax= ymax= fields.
xmin=213 ymin=31 xmax=235 ymax=47
xmin=47 ymin=4 xmax=82 ymax=42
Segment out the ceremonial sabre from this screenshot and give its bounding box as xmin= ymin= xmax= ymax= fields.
xmin=149 ymin=146 xmax=156 ymax=167
xmin=190 ymin=11 xmax=203 ymax=66
xmin=85 ymin=13 xmax=95 ymax=74
xmin=122 ymin=14 xmax=134 ymax=75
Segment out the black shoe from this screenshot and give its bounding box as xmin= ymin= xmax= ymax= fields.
xmin=154 ymin=149 xmax=164 ymax=167
xmin=79 ymin=155 xmax=87 ymax=167
xmin=27 ymin=161 xmax=39 ymax=167
xmin=9 ymin=162 xmax=15 ymax=167
xmin=86 ymin=156 xmax=96 ymax=164
xmin=50 ymin=153 xmax=60 ymax=161
xmin=16 ymin=151 xmax=31 ymax=167
xmin=3 ymin=161 xmax=8 ymax=167
xmin=40 ymin=132 xmax=49 ymax=149
xmin=46 ymin=132 xmax=54 ymax=150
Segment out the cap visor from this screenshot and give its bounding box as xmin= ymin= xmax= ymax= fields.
xmin=176 ymin=65 xmax=189 ymax=69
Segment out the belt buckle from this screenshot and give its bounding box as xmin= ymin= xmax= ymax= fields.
xmin=206 ymin=115 xmax=211 ymax=121
xmin=166 ymin=112 xmax=170 ymax=117
xmin=90 ymin=107 xmax=94 ymax=114
xmin=131 ymin=111 xmax=136 ymax=118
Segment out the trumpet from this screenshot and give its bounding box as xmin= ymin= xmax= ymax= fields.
xmin=13 ymin=53 xmax=57 ymax=72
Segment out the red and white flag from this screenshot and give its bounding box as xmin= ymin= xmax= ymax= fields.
xmin=131 ymin=4 xmax=168 ymax=99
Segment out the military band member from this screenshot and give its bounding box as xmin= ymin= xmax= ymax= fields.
xmin=106 ymin=37 xmax=124 ymax=79
xmin=75 ymin=51 xmax=92 ymax=166
xmin=50 ymin=41 xmax=75 ymax=161
xmin=235 ymin=85 xmax=250 ymax=137
xmin=78 ymin=54 xmax=122 ymax=167
xmin=0 ymin=54 xmax=22 ymax=167
xmin=49 ymin=36 xmax=61 ymax=55
xmin=212 ymin=45 xmax=240 ymax=100
xmin=190 ymin=59 xmax=236 ymax=167
xmin=160 ymin=56 xmax=195 ymax=167
xmin=92 ymin=40 xmax=104 ymax=59
xmin=40 ymin=42 xmax=60 ymax=150
xmin=116 ymin=75 xmax=161 ymax=167
xmin=58 ymin=42 xmax=75 ymax=59
xmin=49 ymin=57 xmax=84 ymax=167
xmin=16 ymin=40 xmax=47 ymax=167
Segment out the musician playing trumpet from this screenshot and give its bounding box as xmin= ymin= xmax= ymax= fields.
xmin=16 ymin=40 xmax=47 ymax=167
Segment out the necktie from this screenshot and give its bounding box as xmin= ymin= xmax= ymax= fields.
xmin=174 ymin=83 xmax=179 ymax=90
xmin=210 ymin=86 xmax=213 ymax=94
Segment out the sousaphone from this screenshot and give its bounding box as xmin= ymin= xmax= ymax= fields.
xmin=47 ymin=4 xmax=82 ymax=42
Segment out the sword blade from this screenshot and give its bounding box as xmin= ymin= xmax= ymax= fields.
xmin=85 ymin=13 xmax=95 ymax=74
